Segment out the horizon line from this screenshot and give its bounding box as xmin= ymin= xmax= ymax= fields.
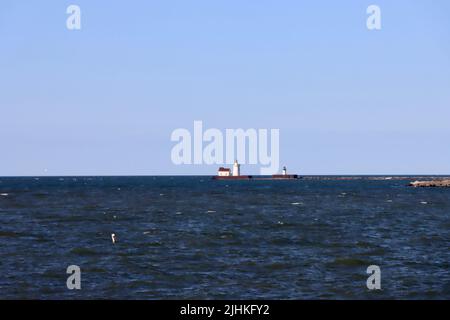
xmin=1 ymin=174 xmax=450 ymax=178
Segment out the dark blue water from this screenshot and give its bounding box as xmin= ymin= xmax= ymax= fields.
xmin=0 ymin=176 xmax=449 ymax=299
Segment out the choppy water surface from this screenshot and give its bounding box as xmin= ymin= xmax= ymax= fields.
xmin=0 ymin=176 xmax=449 ymax=299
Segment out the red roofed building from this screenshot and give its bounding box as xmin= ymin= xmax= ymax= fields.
xmin=217 ymin=167 xmax=231 ymax=177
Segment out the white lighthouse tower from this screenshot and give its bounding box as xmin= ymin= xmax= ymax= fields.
xmin=282 ymin=166 xmax=287 ymax=175
xmin=233 ymin=160 xmax=240 ymax=176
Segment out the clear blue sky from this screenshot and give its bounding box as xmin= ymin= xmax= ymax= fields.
xmin=1 ymin=0 xmax=450 ymax=176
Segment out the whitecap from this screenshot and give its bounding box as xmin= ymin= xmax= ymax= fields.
xmin=206 ymin=210 xmax=216 ymax=213
xmin=0 ymin=193 xmax=8 ymax=197
xmin=291 ymin=202 xmax=302 ymax=205
xmin=420 ymin=201 xmax=428 ymax=205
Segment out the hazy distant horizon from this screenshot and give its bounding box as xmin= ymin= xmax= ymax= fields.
xmin=1 ymin=173 xmax=450 ymax=178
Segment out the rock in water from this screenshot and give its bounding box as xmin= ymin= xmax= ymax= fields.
xmin=409 ymin=179 xmax=450 ymax=187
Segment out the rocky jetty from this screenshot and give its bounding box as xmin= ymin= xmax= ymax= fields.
xmin=409 ymin=179 xmax=450 ymax=188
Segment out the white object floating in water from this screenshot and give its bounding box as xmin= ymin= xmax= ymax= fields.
xmin=291 ymin=202 xmax=302 ymax=205
xmin=420 ymin=201 xmax=428 ymax=205
xmin=160 ymin=193 xmax=164 ymax=196
xmin=206 ymin=210 xmax=216 ymax=213
xmin=111 ymin=233 xmax=117 ymax=244
xmin=387 ymin=200 xmax=393 ymax=203
xmin=0 ymin=193 xmax=8 ymax=197
xmin=175 ymin=211 xmax=182 ymax=215
xmin=277 ymin=221 xmax=284 ymax=225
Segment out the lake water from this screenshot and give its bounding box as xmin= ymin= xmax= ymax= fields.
xmin=0 ymin=176 xmax=449 ymax=299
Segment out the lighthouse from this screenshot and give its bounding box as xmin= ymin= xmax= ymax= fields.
xmin=213 ymin=161 xmax=297 ymax=180
xmin=213 ymin=160 xmax=251 ymax=180
xmin=232 ymin=160 xmax=240 ymax=176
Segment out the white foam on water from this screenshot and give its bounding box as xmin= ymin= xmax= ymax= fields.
xmin=291 ymin=202 xmax=302 ymax=205
xmin=206 ymin=210 xmax=216 ymax=213
xmin=420 ymin=201 xmax=428 ymax=205
xmin=0 ymin=193 xmax=8 ymax=197
xmin=175 ymin=211 xmax=182 ymax=215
